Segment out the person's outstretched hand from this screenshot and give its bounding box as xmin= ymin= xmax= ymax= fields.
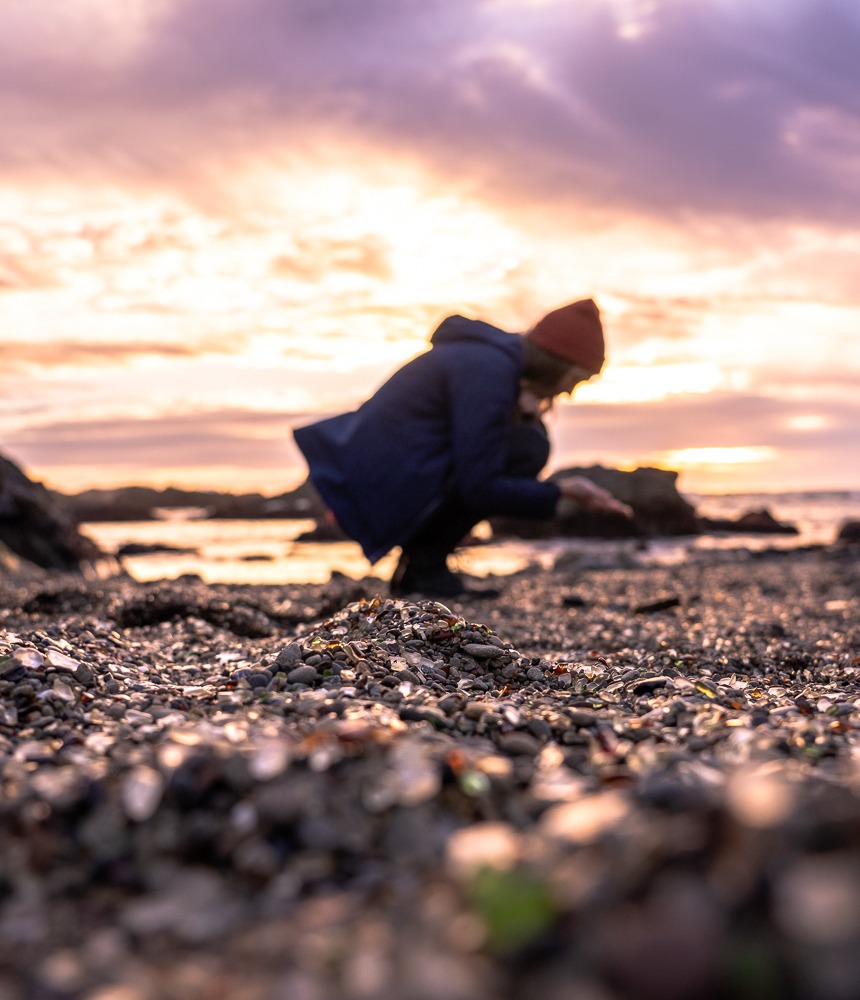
xmin=556 ymin=476 xmax=634 ymax=519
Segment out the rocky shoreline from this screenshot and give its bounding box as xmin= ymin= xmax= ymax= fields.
xmin=1 ymin=547 xmax=859 ymax=999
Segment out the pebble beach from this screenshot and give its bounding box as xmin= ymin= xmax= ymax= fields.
xmin=1 ymin=545 xmax=859 ymax=1000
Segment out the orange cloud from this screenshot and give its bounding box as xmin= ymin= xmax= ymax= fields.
xmin=272 ymin=236 xmax=392 ymax=282
xmin=0 ymin=339 xmax=243 ymax=375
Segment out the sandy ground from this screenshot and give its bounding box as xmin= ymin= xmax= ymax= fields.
xmin=1 ymin=544 xmax=859 ymax=1000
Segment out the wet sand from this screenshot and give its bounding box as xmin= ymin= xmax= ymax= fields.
xmin=1 ymin=545 xmax=859 ymax=999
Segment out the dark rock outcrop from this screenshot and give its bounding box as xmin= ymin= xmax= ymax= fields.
xmin=116 ymin=542 xmax=198 ymax=558
xmin=271 ymin=478 xmax=328 ymax=519
xmin=59 ymin=478 xmax=327 ymax=522
xmin=837 ymin=520 xmax=860 ymax=543
xmin=0 ymin=452 xmax=105 ymax=572
xmin=698 ymin=508 xmax=799 ymax=535
xmin=491 ymin=465 xmax=701 ymax=539
xmin=58 ymin=485 xmax=251 ymax=522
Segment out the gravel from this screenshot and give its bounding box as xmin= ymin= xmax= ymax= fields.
xmin=0 ymin=546 xmax=858 ymax=999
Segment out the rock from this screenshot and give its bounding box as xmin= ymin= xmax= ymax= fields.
xmin=496 ymin=731 xmax=542 ymax=756
xmin=268 ymin=478 xmax=328 ymax=519
xmin=633 ymin=595 xmax=681 ymax=614
xmin=735 ymin=509 xmax=798 ymax=533
xmin=629 ymin=675 xmax=673 ymax=695
xmin=294 ymin=519 xmax=350 ymax=542
xmin=698 ymin=507 xmax=799 ymax=535
xmin=117 ymin=542 xmax=198 ymax=557
xmin=287 ymin=665 xmax=319 ymax=685
xmin=57 ymin=485 xmax=210 ymax=522
xmin=562 ymin=593 xmax=588 ymax=608
xmin=58 ymin=477 xmax=328 ymax=522
xmin=113 ymin=586 xmax=275 ymax=637
xmin=491 ymin=465 xmax=700 ymax=539
xmin=836 ymin=520 xmax=860 ymax=543
xmin=461 ymin=643 xmax=506 ymax=659
xmin=275 ymin=643 xmax=304 ymax=668
xmin=0 ymin=451 xmax=107 ymax=572
xmin=566 ymin=709 xmax=600 ymax=727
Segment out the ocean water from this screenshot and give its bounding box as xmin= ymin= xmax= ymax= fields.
xmin=82 ymin=490 xmax=860 ymax=587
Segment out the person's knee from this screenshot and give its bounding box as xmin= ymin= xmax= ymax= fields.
xmin=506 ymin=422 xmax=550 ymax=478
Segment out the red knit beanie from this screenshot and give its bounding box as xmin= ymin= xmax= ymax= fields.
xmin=526 ymin=299 xmax=605 ymax=375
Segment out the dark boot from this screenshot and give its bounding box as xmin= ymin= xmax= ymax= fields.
xmin=389 ymin=554 xmax=500 ymax=599
xmin=390 ymin=421 xmax=548 ymax=599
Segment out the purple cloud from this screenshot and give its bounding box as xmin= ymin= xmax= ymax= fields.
xmin=1 ymin=0 xmax=857 ymax=223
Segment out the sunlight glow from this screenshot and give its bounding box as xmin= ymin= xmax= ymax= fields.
xmin=658 ymin=446 xmax=779 ymax=468
xmin=785 ymin=414 xmax=830 ymax=432
xmin=575 ymin=362 xmax=725 ymax=404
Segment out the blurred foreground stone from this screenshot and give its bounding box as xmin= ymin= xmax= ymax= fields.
xmin=0 ymin=548 xmax=858 ymax=999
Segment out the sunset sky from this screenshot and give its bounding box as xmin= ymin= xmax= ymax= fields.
xmin=2 ymin=0 xmax=858 ymax=497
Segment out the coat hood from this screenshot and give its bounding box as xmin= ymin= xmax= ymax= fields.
xmin=430 ymin=315 xmax=523 ymax=364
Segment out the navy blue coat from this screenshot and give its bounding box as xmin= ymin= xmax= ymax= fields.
xmin=293 ymin=316 xmax=561 ymax=563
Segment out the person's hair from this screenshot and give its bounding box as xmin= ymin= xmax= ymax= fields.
xmin=521 ymin=337 xmax=575 ymax=395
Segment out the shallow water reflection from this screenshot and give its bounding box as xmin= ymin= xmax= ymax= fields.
xmin=81 ymin=515 xmax=834 ymax=587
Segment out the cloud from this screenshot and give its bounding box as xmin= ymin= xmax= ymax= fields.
xmin=272 ymin=236 xmax=392 ymax=282
xmin=0 ymin=338 xmax=245 ymax=375
xmin=1 ymin=0 xmax=858 ymax=224
xmin=552 ymin=391 xmax=860 ymax=455
xmin=0 ymin=341 xmax=194 ymax=369
xmin=3 ymin=408 xmax=310 ymax=469
xmin=0 ymin=250 xmax=58 ymax=291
